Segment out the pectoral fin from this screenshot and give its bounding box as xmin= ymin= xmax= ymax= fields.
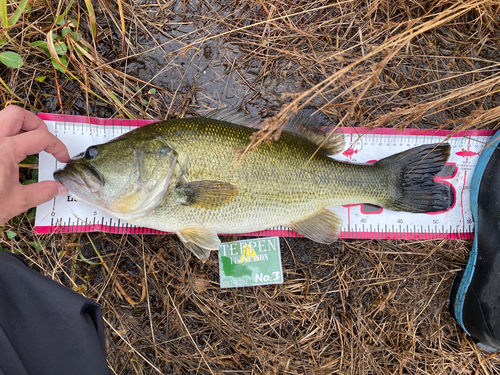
xmin=174 ymin=181 xmax=238 ymax=209
xmin=288 ymin=208 xmax=342 ymax=244
xmin=177 ymin=228 xmax=221 ymax=261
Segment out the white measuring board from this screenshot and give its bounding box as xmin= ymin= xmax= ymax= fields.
xmin=34 ymin=113 xmax=496 ymax=240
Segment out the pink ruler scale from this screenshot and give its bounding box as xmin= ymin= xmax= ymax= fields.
xmin=34 ymin=113 xmax=496 ymax=240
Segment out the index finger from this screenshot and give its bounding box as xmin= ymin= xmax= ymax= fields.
xmin=10 ymin=128 xmax=70 ymax=163
xmin=0 ymin=105 xmax=48 ymax=137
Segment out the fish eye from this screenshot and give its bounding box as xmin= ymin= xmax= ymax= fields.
xmin=85 ymin=146 xmax=99 ymax=159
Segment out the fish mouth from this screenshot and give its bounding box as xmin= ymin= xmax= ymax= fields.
xmin=54 ymin=163 xmax=104 ymax=193
xmin=54 ymin=164 xmax=84 ymax=186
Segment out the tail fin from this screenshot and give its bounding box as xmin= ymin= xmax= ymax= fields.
xmin=376 ymin=143 xmax=454 ymax=213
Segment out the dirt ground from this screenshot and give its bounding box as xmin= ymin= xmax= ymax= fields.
xmin=2 ymin=0 xmax=500 ymax=373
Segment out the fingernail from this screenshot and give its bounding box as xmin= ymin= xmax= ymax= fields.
xmin=58 ymin=186 xmax=69 ymax=196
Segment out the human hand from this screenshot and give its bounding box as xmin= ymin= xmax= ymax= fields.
xmin=0 ymin=105 xmax=70 ymax=224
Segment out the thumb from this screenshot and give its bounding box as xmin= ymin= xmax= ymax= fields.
xmin=18 ymin=181 xmax=68 ymax=211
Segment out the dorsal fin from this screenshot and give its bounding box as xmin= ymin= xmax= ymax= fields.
xmin=285 ymin=107 xmax=345 ymax=155
xmin=204 ymin=107 xmax=262 ymax=128
xmin=298 ymin=129 xmax=345 ymax=155
xmin=285 ymin=106 xmax=333 ymax=131
xmin=204 ymin=106 xmax=345 ymax=155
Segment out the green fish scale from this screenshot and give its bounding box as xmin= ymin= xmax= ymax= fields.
xmin=126 ymin=118 xmax=390 ymax=234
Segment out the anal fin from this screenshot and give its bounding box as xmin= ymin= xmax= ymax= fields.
xmin=288 ymin=208 xmax=343 ymax=244
xmin=177 ymin=228 xmax=221 ymax=261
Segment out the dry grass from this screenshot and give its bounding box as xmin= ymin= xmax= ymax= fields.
xmin=5 ymin=226 xmax=499 ymax=374
xmin=2 ymin=0 xmax=500 ymax=373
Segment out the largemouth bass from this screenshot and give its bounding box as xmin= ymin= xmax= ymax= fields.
xmin=54 ymin=112 xmax=453 ymax=260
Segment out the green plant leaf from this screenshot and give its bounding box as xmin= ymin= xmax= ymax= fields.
xmin=62 ymin=29 xmax=82 ymax=42
xmin=54 ymin=0 xmax=74 ymax=25
xmin=149 ymin=88 xmax=156 ymax=95
xmin=79 ymin=252 xmax=100 ymax=265
xmin=5 ymin=230 xmax=16 ymax=239
xmin=54 ymin=42 xmax=68 ymax=55
xmin=21 ymin=155 xmax=38 ymax=165
xmin=29 ymin=240 xmax=45 ymax=251
xmin=74 ymin=44 xmax=88 ymax=55
xmin=9 ymin=0 xmax=29 ymax=26
xmin=22 ymin=155 xmax=38 ymax=164
xmin=0 ymin=0 xmax=7 ymax=28
xmin=35 ymin=76 xmax=48 ymax=82
xmin=84 ymin=0 xmax=97 ymax=39
xmin=30 ymin=40 xmax=48 ymax=50
xmin=22 ymin=168 xmax=38 ymax=185
xmin=51 ymin=56 xmax=68 ymax=73
xmin=0 ymin=51 xmax=24 ymax=68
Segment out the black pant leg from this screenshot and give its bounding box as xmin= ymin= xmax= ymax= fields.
xmin=0 ymin=251 xmax=108 ymax=375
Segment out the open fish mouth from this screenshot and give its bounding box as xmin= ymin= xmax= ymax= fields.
xmin=54 ymin=164 xmax=83 ymax=186
xmin=54 ymin=163 xmax=104 ymax=194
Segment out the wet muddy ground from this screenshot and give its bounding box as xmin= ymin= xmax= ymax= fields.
xmin=30 ymin=1 xmax=500 ymax=128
